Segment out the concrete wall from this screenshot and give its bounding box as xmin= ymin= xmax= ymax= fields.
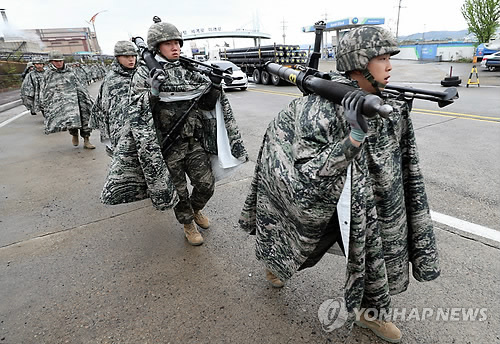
xmin=398 ymin=42 xmax=475 ymax=62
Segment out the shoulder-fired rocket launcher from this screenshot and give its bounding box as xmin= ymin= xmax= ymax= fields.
xmin=266 ymin=21 xmax=458 ymax=118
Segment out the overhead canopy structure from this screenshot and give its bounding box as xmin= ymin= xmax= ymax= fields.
xmin=183 ymin=31 xmax=271 ymax=46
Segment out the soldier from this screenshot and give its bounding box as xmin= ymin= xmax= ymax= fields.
xmin=90 ymin=40 xmax=137 ymax=155
xmin=100 ymin=21 xmax=247 ymax=246
xmin=239 ymin=26 xmax=440 ymax=343
xmin=20 ymin=57 xmax=45 ymax=116
xmin=41 ymin=50 xmax=95 ymax=149
xmin=71 ymin=61 xmax=90 ymax=87
xmin=21 ymin=62 xmax=34 ymax=80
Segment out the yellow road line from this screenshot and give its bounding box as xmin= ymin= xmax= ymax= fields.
xmin=248 ymin=88 xmax=301 ymax=97
xmin=413 ymin=108 xmax=500 ymax=123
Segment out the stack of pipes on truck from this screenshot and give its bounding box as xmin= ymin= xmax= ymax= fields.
xmin=220 ymin=43 xmax=307 ymax=85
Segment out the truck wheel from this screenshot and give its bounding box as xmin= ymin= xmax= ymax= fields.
xmin=487 ymin=66 xmax=497 ymax=72
xmin=252 ymin=69 xmax=261 ymax=84
xmin=271 ymin=74 xmax=282 ymax=86
xmin=261 ymin=71 xmax=271 ymax=85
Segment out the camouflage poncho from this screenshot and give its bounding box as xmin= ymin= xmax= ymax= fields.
xmin=90 ymin=59 xmax=136 ymax=150
xmin=20 ymin=68 xmax=45 ymax=113
xmin=41 ymin=63 xmax=94 ymax=135
xmin=100 ymin=59 xmax=248 ymax=209
xmin=240 ymin=72 xmax=440 ymax=316
xmin=70 ymin=64 xmax=90 ymax=86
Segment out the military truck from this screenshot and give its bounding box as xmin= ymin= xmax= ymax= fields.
xmin=219 ymin=44 xmax=307 ymax=85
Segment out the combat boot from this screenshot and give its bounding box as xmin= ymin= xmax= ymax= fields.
xmin=83 ymin=137 xmax=95 ymax=149
xmin=265 ymin=269 xmax=285 ymax=288
xmin=184 ymin=221 xmax=204 ymax=246
xmin=72 ymin=134 xmax=79 ymax=146
xmin=355 ymin=311 xmax=402 ymax=343
xmin=193 ymin=210 xmax=210 ymax=229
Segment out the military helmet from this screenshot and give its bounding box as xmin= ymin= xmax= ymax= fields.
xmin=48 ymin=50 xmax=64 ymax=61
xmin=114 ymin=40 xmax=137 ymax=56
xmin=147 ymin=22 xmax=183 ymax=50
xmin=32 ymin=56 xmax=45 ymax=64
xmin=336 ymin=26 xmax=399 ymax=72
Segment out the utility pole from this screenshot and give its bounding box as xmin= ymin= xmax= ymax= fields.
xmin=281 ymin=18 xmax=287 ymax=45
xmin=396 ymin=0 xmax=402 ymax=40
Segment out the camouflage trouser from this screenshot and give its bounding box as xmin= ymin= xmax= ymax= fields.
xmin=166 ymin=138 xmax=215 ymax=224
xmin=298 ymin=211 xmax=344 ymax=271
xmin=68 ymin=112 xmax=92 ymax=138
xmin=69 ymin=128 xmax=91 ymax=138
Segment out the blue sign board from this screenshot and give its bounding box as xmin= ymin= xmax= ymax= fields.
xmin=303 ymin=17 xmax=385 ymax=32
xmin=362 ymin=18 xmax=385 ymax=25
xmin=416 ymin=44 xmax=438 ymax=60
xmin=326 ymin=18 xmax=350 ymax=29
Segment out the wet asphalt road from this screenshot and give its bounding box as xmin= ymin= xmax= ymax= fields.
xmin=0 ymin=60 xmax=499 ymax=344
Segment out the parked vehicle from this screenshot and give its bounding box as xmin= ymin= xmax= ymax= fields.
xmin=475 ymin=43 xmax=499 ymax=61
xmin=219 ymin=44 xmax=308 ymax=86
xmin=485 ymin=55 xmax=500 ymax=71
xmin=480 ymin=51 xmax=500 ymax=69
xmin=206 ymin=60 xmax=248 ymax=91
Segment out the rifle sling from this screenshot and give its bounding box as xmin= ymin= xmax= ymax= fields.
xmin=159 ymin=84 xmax=212 ymax=155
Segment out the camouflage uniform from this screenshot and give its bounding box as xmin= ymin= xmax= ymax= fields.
xmin=20 ymin=65 xmax=45 ymax=115
xmin=123 ymin=57 xmax=247 ymax=223
xmin=71 ymin=63 xmax=90 ymax=86
xmin=21 ymin=62 xmax=34 ymax=80
xmin=240 ymin=28 xmax=440 ymax=319
xmin=90 ymin=41 xmax=137 ymax=152
xmin=41 ymin=60 xmax=94 ymax=137
xmin=100 ymin=61 xmax=247 ymax=213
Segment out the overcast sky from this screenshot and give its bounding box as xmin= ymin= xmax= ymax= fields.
xmin=1 ymin=0 xmax=469 ymax=55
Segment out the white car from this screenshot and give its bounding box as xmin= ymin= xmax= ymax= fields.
xmin=480 ymin=51 xmax=500 ymax=68
xmin=206 ymin=60 xmax=248 ymax=91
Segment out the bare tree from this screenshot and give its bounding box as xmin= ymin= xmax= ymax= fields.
xmin=461 ymin=0 xmax=500 ymax=43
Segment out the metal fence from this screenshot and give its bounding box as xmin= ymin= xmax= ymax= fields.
xmin=0 ymin=52 xmax=113 ymax=62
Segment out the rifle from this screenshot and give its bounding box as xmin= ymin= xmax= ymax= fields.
xmin=131 ymin=24 xmax=223 ymax=156
xmin=131 ymin=36 xmax=165 ymax=81
xmin=142 ymin=15 xmax=241 ymax=85
xmin=179 ymin=56 xmax=241 ymax=85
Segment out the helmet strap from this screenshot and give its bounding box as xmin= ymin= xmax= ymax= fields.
xmin=362 ymin=69 xmax=385 ymax=96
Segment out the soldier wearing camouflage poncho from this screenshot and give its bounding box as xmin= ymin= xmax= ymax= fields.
xmin=20 ymin=56 xmax=45 ymax=116
xmin=239 ymin=26 xmax=440 ymax=343
xmin=90 ymin=40 xmax=138 ymax=155
xmin=41 ymin=50 xmax=95 ymax=149
xmin=103 ymin=21 xmax=247 ymax=246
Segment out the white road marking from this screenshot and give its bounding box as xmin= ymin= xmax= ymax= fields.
xmin=0 ymin=110 xmax=29 ymax=128
xmin=431 ymin=210 xmax=500 ymax=243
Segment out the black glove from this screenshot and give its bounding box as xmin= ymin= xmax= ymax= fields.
xmin=208 ymin=69 xmax=223 ymax=86
xmin=149 ymin=68 xmax=165 ymax=96
xmin=342 ymin=90 xmax=369 ymax=142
